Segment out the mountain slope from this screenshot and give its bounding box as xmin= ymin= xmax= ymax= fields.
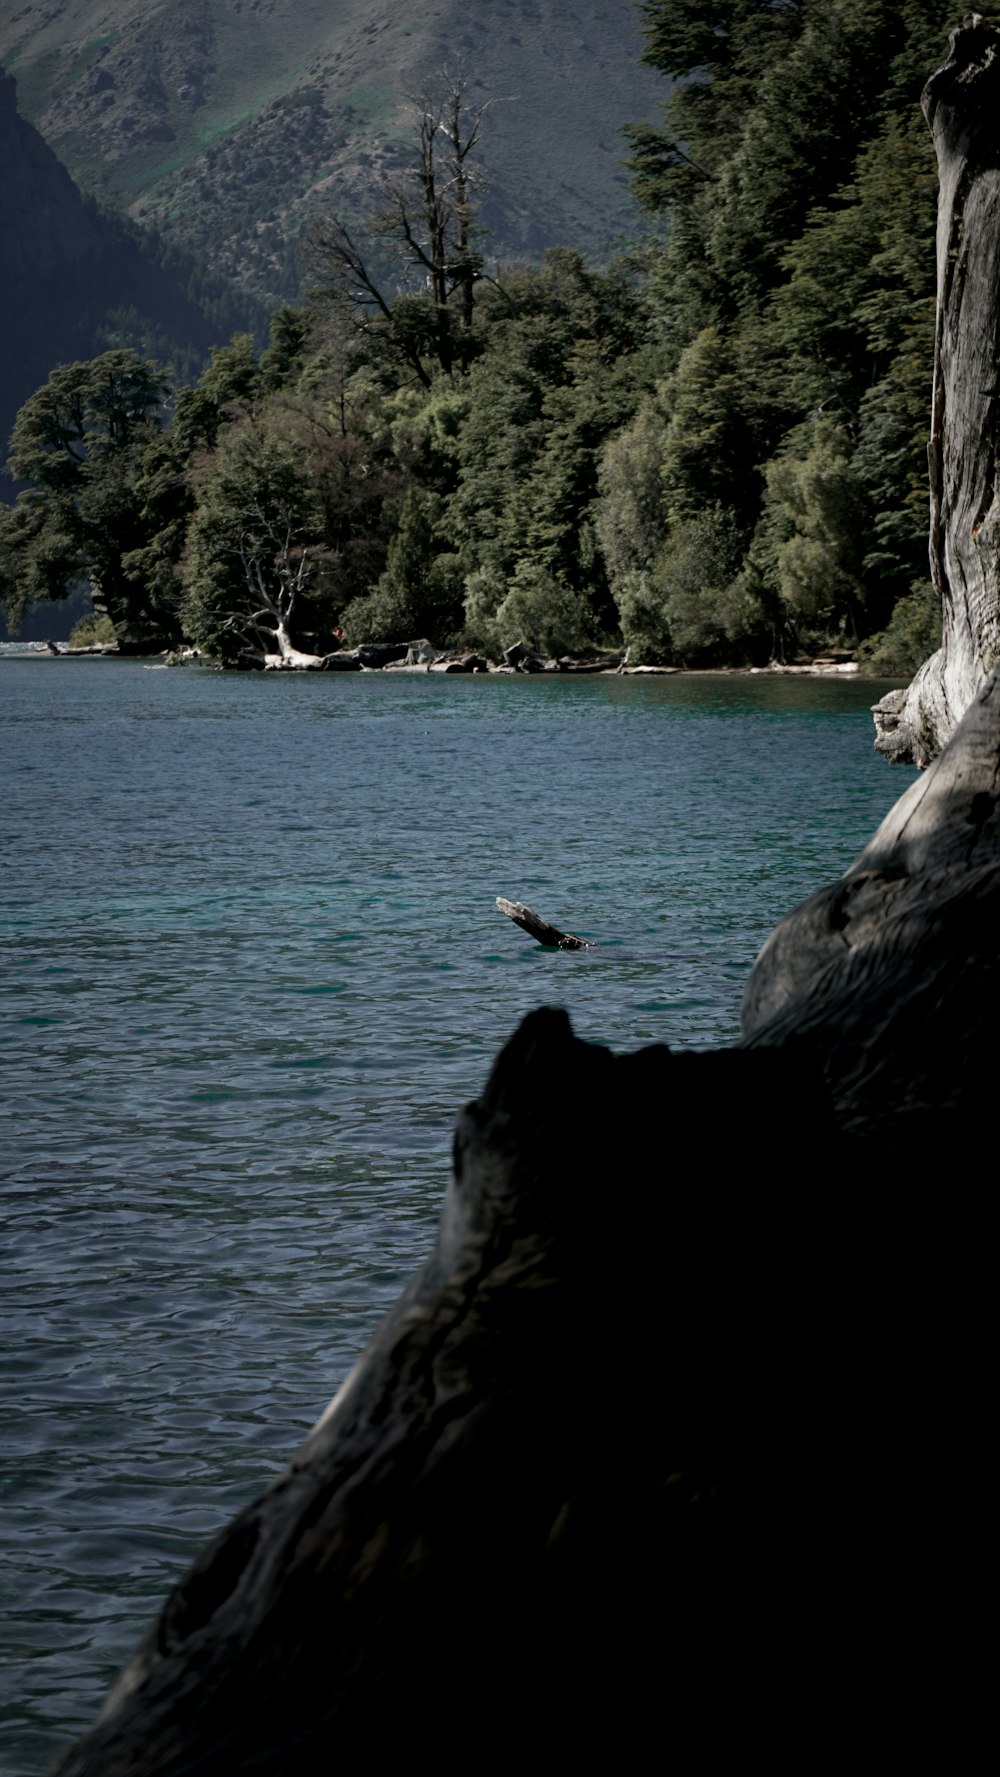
xmin=0 ymin=0 xmax=665 ymax=309
xmin=0 ymin=68 xmax=263 ymax=472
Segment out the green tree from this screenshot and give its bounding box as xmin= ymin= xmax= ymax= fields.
xmin=340 ymin=488 xmax=464 ymax=645
xmin=614 ymin=505 xmax=754 ymax=664
xmin=858 ymin=578 xmax=940 ymax=674
xmin=595 ymin=394 xmax=671 ymax=598
xmin=450 ymin=253 xmax=651 ymax=647
xmin=760 ymin=417 xmax=870 ymax=644
xmin=307 ymin=78 xmax=489 ymax=388
xmin=0 ymin=350 xmax=178 ymax=648
xmin=617 ymin=0 xmax=954 ymax=659
xmin=173 ymin=333 xmax=263 ymax=454
xmin=494 ymin=566 xmax=595 ymax=657
xmin=260 ymin=307 xmax=313 ymax=393
xmin=660 ymin=327 xmax=757 ymax=526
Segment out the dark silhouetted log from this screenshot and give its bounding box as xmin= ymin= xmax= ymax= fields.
xmin=51 ymin=1010 xmax=906 ymax=1775
xmin=495 ymin=896 xmax=592 ymax=949
xmin=874 ymin=14 xmax=1000 ymax=764
xmin=51 ymin=982 xmax=984 ymax=1773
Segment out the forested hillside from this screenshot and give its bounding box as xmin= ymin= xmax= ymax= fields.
xmin=603 ymin=0 xmax=953 ymax=671
xmin=1 ymin=2 xmax=959 ymax=669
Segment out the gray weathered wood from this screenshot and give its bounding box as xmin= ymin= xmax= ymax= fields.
xmin=53 ymin=1011 xmax=843 ymax=1773
xmin=744 ymin=665 xmax=1000 ymax=1148
xmin=874 ymin=14 xmax=1000 ymax=765
xmin=495 ymin=896 xmax=592 ymax=949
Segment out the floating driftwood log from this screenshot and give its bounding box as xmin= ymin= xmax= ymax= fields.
xmin=495 ymin=896 xmax=592 ymax=949
xmin=53 ymin=20 xmax=995 ymax=1773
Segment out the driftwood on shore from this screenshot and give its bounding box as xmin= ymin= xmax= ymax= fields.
xmin=50 ymin=20 xmax=995 ymax=1774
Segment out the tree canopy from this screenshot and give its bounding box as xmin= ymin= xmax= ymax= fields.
xmin=0 ymin=351 xmax=180 ymax=649
xmin=1 ymin=16 xmax=956 ymax=669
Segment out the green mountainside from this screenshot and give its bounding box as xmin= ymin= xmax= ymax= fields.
xmin=0 ymin=0 xmax=665 ymax=310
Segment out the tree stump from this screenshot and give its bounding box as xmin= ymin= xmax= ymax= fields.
xmin=51 ymin=1008 xmax=915 ymax=1774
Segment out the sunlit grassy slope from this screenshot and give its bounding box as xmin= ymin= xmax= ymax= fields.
xmin=0 ymin=0 xmax=666 ymax=308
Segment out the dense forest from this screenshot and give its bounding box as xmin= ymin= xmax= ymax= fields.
xmin=0 ymin=0 xmax=956 ymax=671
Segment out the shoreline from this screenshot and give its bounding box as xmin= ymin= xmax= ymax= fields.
xmin=0 ymin=642 xmax=876 ymax=679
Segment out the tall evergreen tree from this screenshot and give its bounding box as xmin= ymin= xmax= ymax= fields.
xmin=0 ymin=350 xmax=178 ymax=648
xmin=612 ymin=0 xmax=955 ymax=662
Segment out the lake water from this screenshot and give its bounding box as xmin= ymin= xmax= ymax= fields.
xmin=0 ymin=660 xmax=914 ymax=1771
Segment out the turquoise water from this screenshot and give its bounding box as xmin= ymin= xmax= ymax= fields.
xmin=0 ymin=661 xmax=914 ymax=1769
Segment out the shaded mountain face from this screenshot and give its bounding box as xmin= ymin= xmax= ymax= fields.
xmin=0 ymin=0 xmax=665 ymax=310
xmin=0 ymin=66 xmax=107 ymax=457
xmin=0 ymin=67 xmax=263 ymax=480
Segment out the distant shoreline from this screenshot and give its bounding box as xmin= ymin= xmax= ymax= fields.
xmin=0 ymin=642 xmax=881 ymax=681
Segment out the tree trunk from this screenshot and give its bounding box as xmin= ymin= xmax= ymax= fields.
xmin=263 ymin=627 xmax=328 ymax=669
xmin=51 ymin=1004 xmax=953 ymax=1775
xmin=263 ymin=622 xmax=348 ymax=670
xmin=873 ymin=14 xmax=1000 ymax=766
xmin=743 ymin=665 xmax=1000 ymax=1148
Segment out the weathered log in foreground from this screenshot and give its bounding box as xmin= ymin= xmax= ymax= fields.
xmin=53 ymin=675 xmax=997 ymax=1773
xmin=52 ymin=1015 xmax=840 ymax=1774
xmin=745 ymin=665 xmax=1000 ymax=1148
xmin=496 ymin=896 xmax=592 ymax=948
xmin=874 ymin=14 xmax=1000 ymax=764
xmin=54 ymin=1030 xmax=931 ymax=1769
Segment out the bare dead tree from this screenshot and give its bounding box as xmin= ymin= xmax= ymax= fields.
xmin=305 ymin=214 xmax=433 ymax=383
xmin=307 ymin=75 xmax=492 ymax=387
xmin=213 ymin=510 xmax=335 ymax=669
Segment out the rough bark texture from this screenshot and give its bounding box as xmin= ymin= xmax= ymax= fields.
xmin=52 ymin=1006 xmax=955 ymax=1775
xmin=744 ymin=666 xmax=1000 ymax=1150
xmin=874 ymin=13 xmax=1000 ymax=765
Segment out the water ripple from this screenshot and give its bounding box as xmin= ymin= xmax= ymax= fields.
xmin=0 ymin=664 xmax=914 ymax=1767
